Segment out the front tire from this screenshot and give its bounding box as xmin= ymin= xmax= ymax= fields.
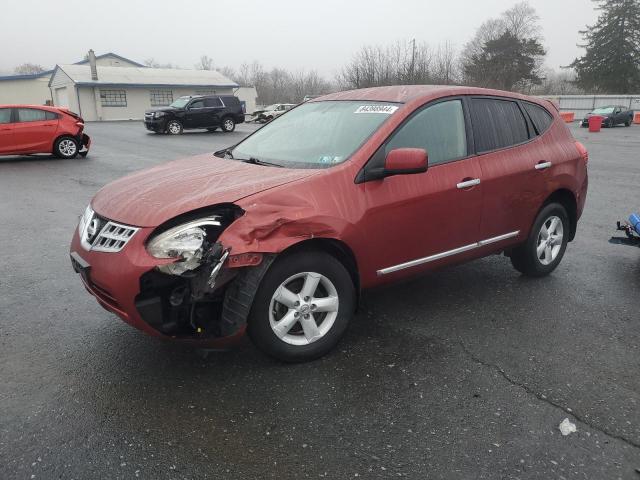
xmin=54 ymin=136 xmax=79 ymax=159
xmin=625 ymin=119 xmax=631 ymax=127
xmin=166 ymin=120 xmax=183 ymax=135
xmin=510 ymin=203 xmax=570 ymax=277
xmin=248 ymin=251 xmax=355 ymax=362
xmin=221 ymin=117 xmax=235 ymax=132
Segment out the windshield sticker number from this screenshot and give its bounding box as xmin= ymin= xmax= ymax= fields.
xmin=354 ymin=105 xmax=399 ymax=115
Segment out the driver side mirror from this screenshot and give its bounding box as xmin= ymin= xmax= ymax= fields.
xmin=384 ymin=148 xmax=428 ymax=176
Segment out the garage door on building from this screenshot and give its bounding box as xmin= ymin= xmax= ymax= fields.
xmin=55 ymin=87 xmax=68 ymax=107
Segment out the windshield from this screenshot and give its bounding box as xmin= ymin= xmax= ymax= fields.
xmin=592 ymin=106 xmax=614 ymax=115
xmin=170 ymin=97 xmax=191 ymax=108
xmin=232 ymin=101 xmax=400 ymax=168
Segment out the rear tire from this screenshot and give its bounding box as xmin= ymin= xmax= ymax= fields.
xmin=166 ymin=120 xmax=183 ymax=135
xmin=221 ymin=117 xmax=235 ymax=132
xmin=510 ymin=203 xmax=570 ymax=277
xmin=53 ymin=136 xmax=79 ymax=159
xmin=625 ymin=119 xmax=631 ymax=127
xmin=248 ymin=251 xmax=355 ymax=362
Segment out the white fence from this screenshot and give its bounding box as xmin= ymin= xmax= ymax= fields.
xmin=538 ymin=95 xmax=640 ymax=118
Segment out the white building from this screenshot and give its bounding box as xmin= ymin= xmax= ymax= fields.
xmin=0 ymin=51 xmax=258 ymax=120
xmin=0 ymin=52 xmax=145 ymax=106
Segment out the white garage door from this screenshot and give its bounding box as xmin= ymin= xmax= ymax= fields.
xmin=55 ymin=87 xmax=68 ymax=107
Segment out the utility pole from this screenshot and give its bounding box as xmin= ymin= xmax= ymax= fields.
xmin=410 ymin=38 xmax=416 ymax=83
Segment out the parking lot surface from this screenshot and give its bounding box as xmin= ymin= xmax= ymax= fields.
xmin=1 ymin=121 xmax=639 ymax=479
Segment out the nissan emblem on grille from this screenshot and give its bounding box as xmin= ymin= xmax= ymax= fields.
xmin=81 ymin=211 xmax=139 ymax=253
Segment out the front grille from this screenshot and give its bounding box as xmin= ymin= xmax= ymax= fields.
xmin=80 ymin=210 xmax=138 ymax=253
xmin=91 ymin=221 xmax=138 ymax=252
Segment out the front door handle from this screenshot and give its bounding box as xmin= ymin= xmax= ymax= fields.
xmin=456 ymin=178 xmax=481 ymax=189
xmin=535 ymin=161 xmax=552 ymax=170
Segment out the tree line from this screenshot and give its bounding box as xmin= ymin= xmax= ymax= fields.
xmin=12 ymin=0 xmax=640 ymax=102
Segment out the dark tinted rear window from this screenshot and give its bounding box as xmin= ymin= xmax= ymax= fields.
xmin=470 ymin=98 xmax=530 ymax=153
xmin=204 ymin=97 xmax=223 ymax=107
xmin=221 ymin=96 xmax=240 ymax=106
xmin=523 ymin=102 xmax=552 ymax=135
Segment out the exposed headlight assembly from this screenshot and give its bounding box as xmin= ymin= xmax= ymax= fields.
xmin=147 ymin=217 xmax=221 ymax=275
xmin=154 ymin=111 xmax=166 ymax=118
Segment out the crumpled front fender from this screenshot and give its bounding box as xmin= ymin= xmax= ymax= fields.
xmin=218 ymin=199 xmax=361 ymax=257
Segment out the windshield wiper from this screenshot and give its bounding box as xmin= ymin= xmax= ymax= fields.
xmin=238 ymin=157 xmax=284 ymax=168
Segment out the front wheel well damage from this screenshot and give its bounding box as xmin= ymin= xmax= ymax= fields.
xmin=277 ymin=238 xmax=361 ymax=301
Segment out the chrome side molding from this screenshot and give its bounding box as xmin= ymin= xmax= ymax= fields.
xmin=376 ymin=231 xmax=520 ymax=276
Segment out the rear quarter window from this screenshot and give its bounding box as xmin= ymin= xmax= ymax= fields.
xmin=470 ymin=98 xmax=530 ymax=153
xmin=45 ymin=111 xmax=58 ymax=120
xmin=523 ymin=102 xmax=553 ymax=135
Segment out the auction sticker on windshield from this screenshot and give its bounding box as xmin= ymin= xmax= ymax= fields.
xmin=354 ymin=105 xmax=399 ymax=114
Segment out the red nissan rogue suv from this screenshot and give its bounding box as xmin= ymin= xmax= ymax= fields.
xmin=0 ymin=105 xmax=90 ymax=158
xmin=70 ymin=86 xmax=588 ymax=362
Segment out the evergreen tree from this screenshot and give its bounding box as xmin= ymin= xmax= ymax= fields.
xmin=570 ymin=0 xmax=640 ymax=93
xmin=464 ymin=31 xmax=546 ymax=91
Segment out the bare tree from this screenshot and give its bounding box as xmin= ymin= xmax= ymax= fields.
xmin=195 ymin=55 xmax=214 ymax=70
xmin=144 ymin=58 xmax=178 ymax=69
xmin=14 ymin=63 xmax=46 ymax=75
xmin=338 ymin=40 xmax=453 ymax=89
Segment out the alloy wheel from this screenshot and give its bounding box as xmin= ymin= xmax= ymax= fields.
xmin=536 ymin=215 xmax=564 ymax=265
xmin=269 ymin=272 xmax=339 ymax=346
xmin=59 ymin=139 xmax=77 ymax=157
xmin=168 ymin=122 xmax=181 ymax=134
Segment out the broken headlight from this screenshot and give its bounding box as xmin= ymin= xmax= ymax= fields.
xmin=147 ymin=217 xmax=221 ymax=275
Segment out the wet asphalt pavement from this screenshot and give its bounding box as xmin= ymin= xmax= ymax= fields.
xmin=1 ymin=121 xmax=639 ymax=479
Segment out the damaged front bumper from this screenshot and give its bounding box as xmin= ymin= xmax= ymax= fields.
xmin=70 ymin=225 xmax=270 ymax=345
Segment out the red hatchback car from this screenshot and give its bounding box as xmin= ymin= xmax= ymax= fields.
xmin=0 ymin=105 xmax=90 ymax=158
xmin=70 ymin=86 xmax=588 ymax=362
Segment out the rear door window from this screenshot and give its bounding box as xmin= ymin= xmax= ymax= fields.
xmin=0 ymin=108 xmax=12 ymax=124
xmin=470 ymin=98 xmax=530 ymax=153
xmin=204 ymin=97 xmax=223 ymax=108
xmin=17 ymin=108 xmax=47 ymax=122
xmin=523 ymin=102 xmax=553 ymax=135
xmin=189 ymin=100 xmax=205 ymax=109
xmin=385 ymin=99 xmax=468 ymax=166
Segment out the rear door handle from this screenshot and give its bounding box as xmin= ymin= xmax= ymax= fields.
xmin=456 ymin=178 xmax=481 ymax=189
xmin=535 ymin=161 xmax=552 ymax=170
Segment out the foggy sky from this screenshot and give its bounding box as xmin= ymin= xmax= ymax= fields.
xmin=1 ymin=0 xmax=598 ymax=76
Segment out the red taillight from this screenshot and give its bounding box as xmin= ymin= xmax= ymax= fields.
xmin=75 ymin=121 xmax=84 ymax=127
xmin=575 ymin=141 xmax=588 ymax=164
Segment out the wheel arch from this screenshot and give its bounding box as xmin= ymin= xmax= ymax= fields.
xmin=542 ymin=189 xmax=578 ymax=241
xmin=277 ymin=238 xmax=361 ymax=303
xmin=51 ymin=133 xmax=77 ymax=152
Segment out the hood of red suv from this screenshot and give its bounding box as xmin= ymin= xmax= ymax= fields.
xmin=91 ymin=154 xmax=318 ymax=227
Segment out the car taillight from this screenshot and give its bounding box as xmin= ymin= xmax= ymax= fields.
xmin=75 ymin=121 xmax=84 ymax=127
xmin=575 ymin=141 xmax=588 ymax=164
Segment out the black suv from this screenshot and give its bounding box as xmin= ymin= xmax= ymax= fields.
xmin=144 ymin=95 xmax=245 ymax=134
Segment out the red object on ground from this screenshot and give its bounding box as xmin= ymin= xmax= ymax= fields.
xmin=588 ymin=115 xmax=603 ymax=132
xmin=634 ymin=112 xmax=640 ymax=124
xmin=560 ymin=112 xmax=575 ymax=123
